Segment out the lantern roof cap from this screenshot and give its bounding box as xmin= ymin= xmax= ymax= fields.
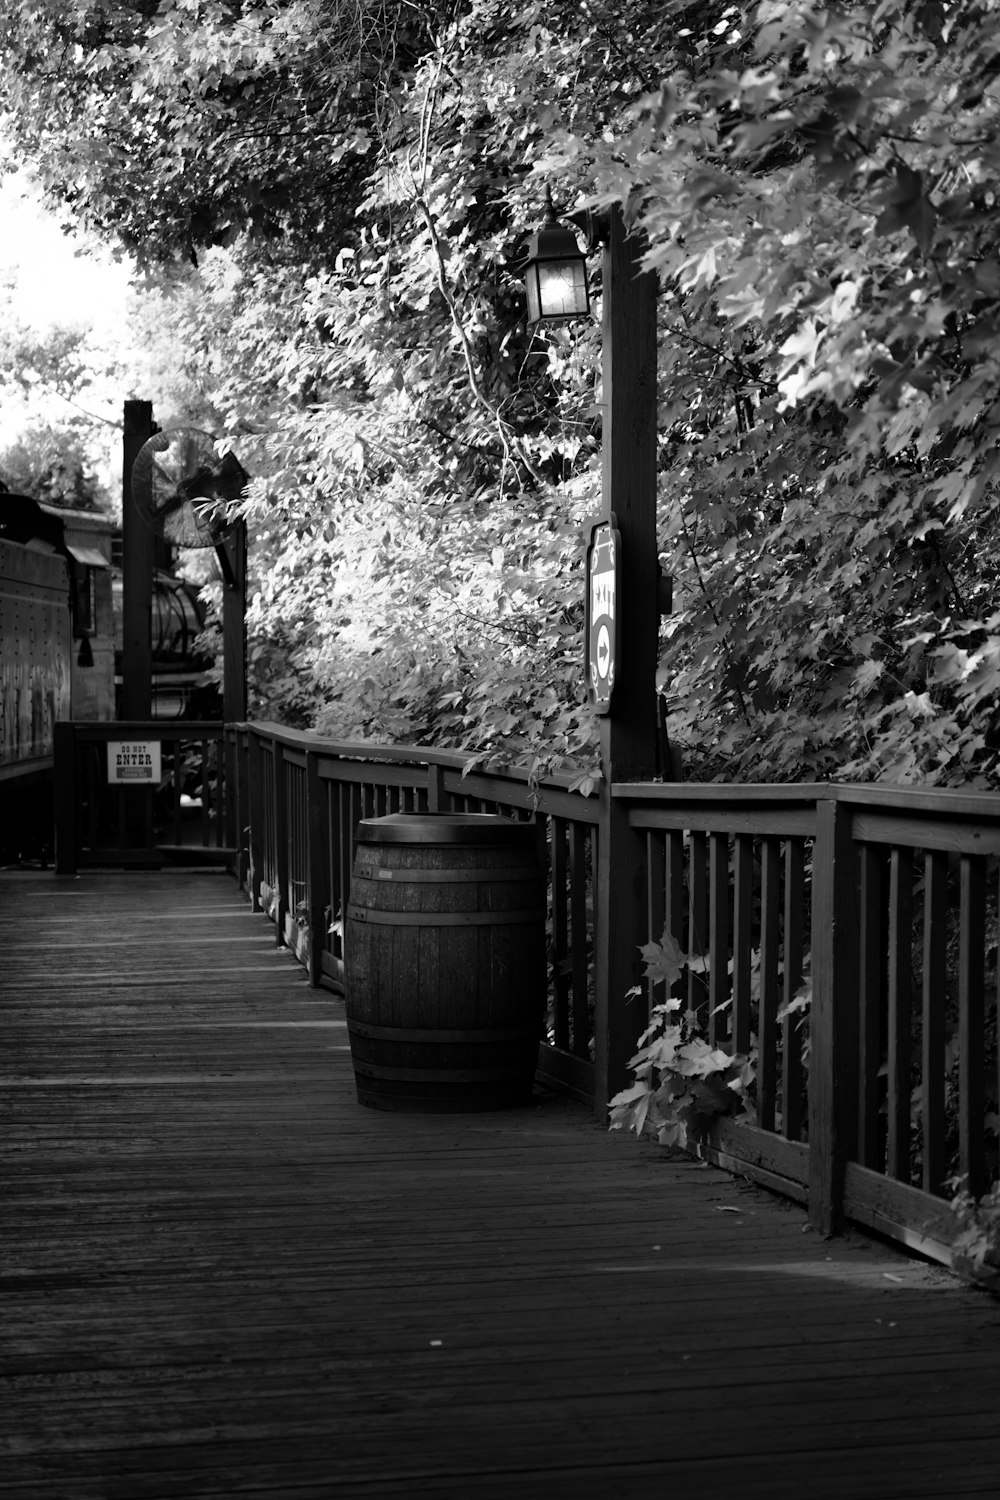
xmin=523 ymin=188 xmax=586 ymax=263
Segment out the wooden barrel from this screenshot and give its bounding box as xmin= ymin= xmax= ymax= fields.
xmin=344 ymin=813 xmax=546 ymax=1111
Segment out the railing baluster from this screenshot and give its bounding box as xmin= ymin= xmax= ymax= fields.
xmin=757 ymin=836 xmax=781 ymax=1131
xmin=335 ymin=781 xmax=351 ymax=966
xmin=708 ymin=831 xmax=729 ymax=1048
xmin=200 ymin=739 xmax=211 ymax=847
xmin=570 ymin=822 xmax=590 ymax=1057
xmin=551 ymin=817 xmax=570 ymax=1052
xmin=886 ymin=847 xmax=913 ymax=1180
xmin=665 ymin=831 xmax=684 ymax=976
xmin=858 ymin=843 xmax=887 ymax=1170
xmin=170 ymin=738 xmax=182 ymax=846
xmin=687 ymin=831 xmax=709 ymax=1030
xmin=958 ymin=853 xmax=986 ymax=1197
xmin=273 ymin=738 xmax=289 ymax=944
xmin=306 ymin=752 xmax=326 ymax=985
xmin=644 ymin=830 xmax=665 ymax=1013
xmin=732 ymin=834 xmax=753 ymax=1057
xmin=781 ymin=837 xmax=805 ymax=1142
xmin=922 ymin=850 xmax=948 ymax=1195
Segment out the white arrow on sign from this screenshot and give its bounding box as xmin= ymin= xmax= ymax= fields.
xmin=596 ymin=623 xmax=611 ymax=679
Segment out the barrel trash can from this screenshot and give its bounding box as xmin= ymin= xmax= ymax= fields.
xmin=344 ymin=812 xmax=546 ymax=1111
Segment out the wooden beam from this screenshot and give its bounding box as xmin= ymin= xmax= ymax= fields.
xmin=53 ymin=720 xmax=77 ymax=875
xmin=221 ymin=519 xmax=248 ymax=724
xmin=120 ymin=400 xmax=156 ymax=720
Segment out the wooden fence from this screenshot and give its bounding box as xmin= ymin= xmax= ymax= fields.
xmin=621 ymin=781 xmax=1000 ymax=1260
xmin=53 ymin=718 xmax=1000 ymax=1269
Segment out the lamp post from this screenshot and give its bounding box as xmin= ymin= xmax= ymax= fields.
xmin=524 ymin=195 xmax=660 ymax=1113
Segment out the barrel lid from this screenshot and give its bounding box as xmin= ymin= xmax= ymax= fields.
xmin=356 ymin=812 xmax=537 ymax=846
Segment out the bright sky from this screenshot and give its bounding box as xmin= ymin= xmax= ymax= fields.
xmin=0 ymin=170 xmax=132 ymax=334
xmin=0 ymin=170 xmax=135 ymax=462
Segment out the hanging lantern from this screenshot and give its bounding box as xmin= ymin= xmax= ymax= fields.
xmin=522 ymin=191 xmax=591 ymax=324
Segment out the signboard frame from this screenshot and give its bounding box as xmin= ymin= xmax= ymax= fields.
xmin=107 ymin=740 xmax=161 ymax=785
xmin=585 ymin=512 xmax=620 ymax=716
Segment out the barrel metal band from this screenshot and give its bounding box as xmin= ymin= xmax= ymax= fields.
xmin=353 ymin=866 xmax=539 ymax=884
xmin=347 ymin=904 xmax=541 ymax=927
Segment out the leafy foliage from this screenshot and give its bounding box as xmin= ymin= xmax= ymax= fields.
xmin=948 ymin=1175 xmax=1000 ymax=1294
xmin=543 ymin=0 xmax=1000 ymax=784
xmin=0 ymin=281 xmax=118 ymax=510
xmin=5 ymin=3 xmax=1000 ymax=785
xmin=608 ymin=928 xmax=755 ymax=1147
xmin=0 ymin=422 xmax=106 ymax=510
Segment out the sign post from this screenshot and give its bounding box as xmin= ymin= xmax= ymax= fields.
xmin=591 ymin=203 xmax=660 ymax=1116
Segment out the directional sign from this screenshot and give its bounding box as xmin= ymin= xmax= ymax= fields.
xmin=585 ymin=515 xmax=620 ymax=714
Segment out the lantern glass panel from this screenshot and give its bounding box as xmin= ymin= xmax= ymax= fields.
xmin=536 ymin=258 xmax=589 ymax=319
xmin=525 ymin=265 xmax=543 ymax=325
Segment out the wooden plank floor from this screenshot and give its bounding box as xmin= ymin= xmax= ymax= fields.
xmin=2 ymin=869 xmax=999 ymax=1500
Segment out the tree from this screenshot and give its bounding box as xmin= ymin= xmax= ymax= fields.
xmin=0 ymin=0 xmax=429 ymax=266
xmin=6 ymin=1 xmax=1000 ymax=787
xmin=0 ymin=422 xmax=107 ymax=510
xmin=0 ymin=277 xmax=120 ymax=510
xmin=542 ymin=0 xmax=1000 ymax=783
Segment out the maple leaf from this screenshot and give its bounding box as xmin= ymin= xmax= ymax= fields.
xmin=852 ymin=659 xmax=883 ymax=694
xmin=638 ymin=929 xmax=685 ymax=991
xmin=779 ymin=318 xmax=822 ymax=367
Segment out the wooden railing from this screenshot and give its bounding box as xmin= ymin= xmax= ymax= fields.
xmin=231 ymin=723 xmax=600 ymax=1102
xmin=620 ymin=781 xmax=1000 ymax=1263
xmin=54 ymin=721 xmax=233 ymax=870
xmin=53 ymin=717 xmax=999 ymax=1269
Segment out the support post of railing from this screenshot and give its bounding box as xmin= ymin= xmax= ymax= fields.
xmin=53 ymin=721 xmax=77 ymax=876
xmin=306 ymin=750 xmax=329 ymax=986
xmin=594 ymin=793 xmax=649 ymax=1117
xmin=233 ymin=729 xmax=250 ymax=890
xmin=223 ymin=727 xmax=237 ymax=866
xmin=809 ymin=797 xmax=860 ymax=1235
xmin=273 ymin=737 xmax=290 ymax=946
xmin=247 ymin=730 xmax=264 ymax=913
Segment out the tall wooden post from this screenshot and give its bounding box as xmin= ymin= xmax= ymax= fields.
xmin=809 ymin=799 xmax=860 ymax=1233
xmin=121 ymin=400 xmax=156 ymax=720
xmin=220 ymin=520 xmax=248 ymax=724
xmin=593 ymin=203 xmax=660 ymax=1116
xmin=220 ymin=520 xmax=248 ymax=853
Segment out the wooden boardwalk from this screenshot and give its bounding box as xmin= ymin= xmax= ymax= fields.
xmin=2 ymin=869 xmax=999 ymax=1500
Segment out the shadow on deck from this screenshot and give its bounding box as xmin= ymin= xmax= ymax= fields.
xmin=2 ymin=869 xmax=999 ymax=1500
